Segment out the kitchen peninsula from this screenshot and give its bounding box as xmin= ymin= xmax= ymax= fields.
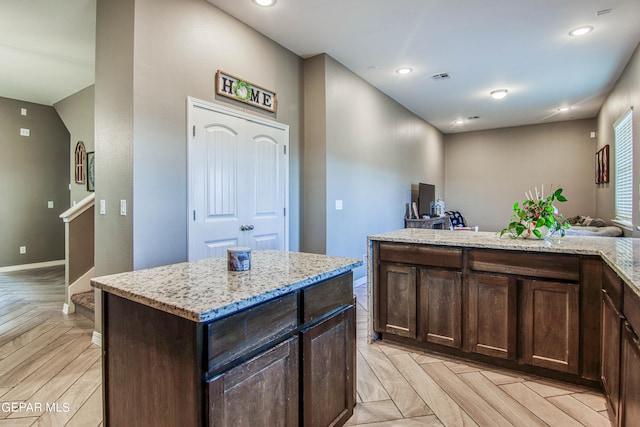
xmin=368 ymin=228 xmax=640 ymax=425
xmin=91 ymin=250 xmax=362 ymax=427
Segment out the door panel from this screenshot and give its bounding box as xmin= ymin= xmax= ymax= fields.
xmin=189 ymin=102 xmax=288 ymax=261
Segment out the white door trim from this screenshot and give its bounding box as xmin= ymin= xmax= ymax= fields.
xmin=186 ymin=97 xmax=290 ymax=261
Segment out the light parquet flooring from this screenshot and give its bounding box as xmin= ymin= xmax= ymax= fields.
xmin=0 ymin=266 xmax=101 ymax=426
xmin=0 ymin=267 xmax=611 ymax=426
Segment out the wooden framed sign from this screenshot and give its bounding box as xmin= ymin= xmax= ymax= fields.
xmin=215 ymin=71 xmax=277 ymax=113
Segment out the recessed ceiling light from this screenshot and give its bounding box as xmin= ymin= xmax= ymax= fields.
xmin=253 ymin=0 xmax=276 ymax=6
xmin=557 ymin=107 xmax=572 ymax=112
xmin=453 ymin=119 xmax=467 ymax=125
xmin=490 ymin=89 xmax=508 ymax=100
xmin=396 ymin=67 xmax=413 ymax=75
xmin=569 ymin=26 xmax=593 ymax=37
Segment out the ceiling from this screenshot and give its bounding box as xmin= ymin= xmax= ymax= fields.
xmin=0 ymin=0 xmax=96 ymax=106
xmin=208 ymin=0 xmax=640 ymax=133
xmin=2 ymin=0 xmax=639 ymax=133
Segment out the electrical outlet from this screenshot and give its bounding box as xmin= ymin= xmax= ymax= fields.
xmin=100 ymin=200 xmax=106 ymax=215
xmin=335 ymin=200 xmax=343 ymax=210
xmin=20 ymin=108 xmax=27 ymax=116
xmin=120 ymin=200 xmax=127 ymax=216
xmin=47 ymin=201 xmax=54 ymax=209
xmin=20 ymin=128 xmax=30 ymax=137
xmin=19 ymin=246 xmax=26 ymax=254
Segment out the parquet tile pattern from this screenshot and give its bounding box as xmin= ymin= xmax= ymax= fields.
xmin=0 ymin=267 xmax=611 ymax=426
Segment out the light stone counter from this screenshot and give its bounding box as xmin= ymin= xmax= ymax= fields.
xmin=367 ymin=228 xmax=640 ymax=298
xmin=91 ymin=250 xmax=362 ymax=323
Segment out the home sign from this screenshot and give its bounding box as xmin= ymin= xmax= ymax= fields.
xmin=216 ymin=71 xmax=277 ymax=113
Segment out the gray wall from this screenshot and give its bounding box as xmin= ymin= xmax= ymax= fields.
xmin=54 ymin=85 xmax=95 ymax=206
xmin=444 ymin=119 xmax=597 ymax=232
xmin=0 ymin=96 xmax=69 ymax=268
xmin=304 ymin=55 xmax=445 ymax=279
xmin=596 ymin=42 xmax=640 ymax=236
xmin=95 ymin=0 xmax=303 ymax=274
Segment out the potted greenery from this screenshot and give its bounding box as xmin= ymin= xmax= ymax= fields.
xmin=500 ymin=186 xmax=571 ymax=239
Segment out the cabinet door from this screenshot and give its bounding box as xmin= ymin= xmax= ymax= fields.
xmin=467 ymin=273 xmax=517 ymax=359
xmin=302 ymin=306 xmax=355 ymax=427
xmin=207 ymin=337 xmax=298 ymax=426
xmin=620 ymin=322 xmax=640 ymax=427
xmin=418 ymin=268 xmax=462 ymax=348
xmin=378 ymin=263 xmax=417 ymax=338
xmin=521 ymin=279 xmax=579 ymax=374
xmin=601 ymin=290 xmax=622 ymax=420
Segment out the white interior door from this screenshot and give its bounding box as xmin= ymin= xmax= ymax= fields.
xmin=188 ymin=99 xmax=289 ymax=261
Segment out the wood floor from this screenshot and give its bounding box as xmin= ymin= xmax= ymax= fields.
xmin=0 ymin=267 xmax=611 ymax=426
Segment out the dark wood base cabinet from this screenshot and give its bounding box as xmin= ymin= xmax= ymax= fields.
xmin=103 ymin=272 xmax=355 ymax=427
xmin=372 ymin=242 xmax=601 ymax=386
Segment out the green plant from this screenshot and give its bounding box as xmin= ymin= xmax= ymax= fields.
xmin=500 ymin=187 xmax=571 ymax=239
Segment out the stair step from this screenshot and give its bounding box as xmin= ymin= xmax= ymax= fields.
xmin=71 ymin=291 xmax=94 ymax=320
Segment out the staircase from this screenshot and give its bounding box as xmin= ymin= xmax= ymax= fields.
xmin=71 ymin=290 xmax=95 ymax=320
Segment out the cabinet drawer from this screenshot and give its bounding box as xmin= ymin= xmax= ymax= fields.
xmin=603 ymin=263 xmax=623 ymax=311
xmin=379 ymin=243 xmax=462 ymax=269
xmin=302 ymin=272 xmax=353 ymax=324
xmin=207 ymin=293 xmax=298 ymax=375
xmin=468 ymin=250 xmax=579 ymax=281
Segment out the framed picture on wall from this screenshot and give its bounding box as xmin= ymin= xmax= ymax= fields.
xmin=87 ymin=151 xmax=95 ymax=192
xmin=595 ymin=145 xmax=609 ymax=184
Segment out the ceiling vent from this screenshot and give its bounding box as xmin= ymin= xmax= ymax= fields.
xmin=467 ymin=115 xmax=480 ymax=120
xmin=431 ymin=72 xmax=451 ymax=81
xmin=596 ymin=8 xmax=612 ymax=16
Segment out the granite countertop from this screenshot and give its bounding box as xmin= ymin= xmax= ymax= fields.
xmin=91 ymin=250 xmax=362 ymax=323
xmin=368 ymin=228 xmax=640 ymax=297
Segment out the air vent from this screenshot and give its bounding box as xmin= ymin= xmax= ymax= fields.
xmin=596 ymin=8 xmax=612 ymax=16
xmin=467 ymin=116 xmax=480 ymax=120
xmin=431 ymin=72 xmax=451 ymax=81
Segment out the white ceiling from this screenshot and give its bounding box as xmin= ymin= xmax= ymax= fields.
xmin=2 ymin=0 xmax=639 ymax=134
xmin=0 ymin=0 xmax=96 ymax=106
xmin=208 ymin=0 xmax=640 ymax=133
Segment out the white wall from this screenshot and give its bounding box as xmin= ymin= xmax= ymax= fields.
xmin=445 ymin=119 xmax=597 ymax=232
xmin=54 ymin=85 xmax=95 ymax=206
xmin=304 ymin=55 xmax=445 ymax=279
xmin=596 ymin=42 xmax=640 ymax=236
xmin=95 ymin=0 xmax=303 ymax=273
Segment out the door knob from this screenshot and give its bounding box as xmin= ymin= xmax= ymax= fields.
xmin=240 ymin=225 xmax=255 ymax=231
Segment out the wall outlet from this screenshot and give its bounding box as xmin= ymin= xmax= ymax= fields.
xmin=20 ymin=128 xmax=30 ymax=137
xmin=20 ymin=108 xmax=27 ymax=116
xmin=47 ymin=201 xmax=54 ymax=209
xmin=19 ymin=246 xmax=26 ymax=254
xmin=99 ymin=199 xmax=106 ymax=215
xmin=335 ymin=200 xmax=343 ymax=210
xmin=120 ymin=200 xmax=127 ymax=216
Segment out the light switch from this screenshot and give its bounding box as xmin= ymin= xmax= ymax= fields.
xmin=335 ymin=200 xmax=343 ymax=210
xmin=47 ymin=201 xmax=54 ymax=209
xmin=19 ymin=246 xmax=26 ymax=254
xmin=20 ymin=128 xmax=30 ymax=137
xmin=100 ymin=200 xmax=106 ymax=215
xmin=120 ymin=200 xmax=127 ymax=216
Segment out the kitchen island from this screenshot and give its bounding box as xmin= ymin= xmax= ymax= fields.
xmin=368 ymin=229 xmax=640 ymax=425
xmin=91 ymin=250 xmax=362 ymax=427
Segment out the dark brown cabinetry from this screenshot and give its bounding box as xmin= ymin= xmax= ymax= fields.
xmin=302 ymin=306 xmax=355 ymax=427
xmin=620 ymin=322 xmax=640 ymax=426
xmin=103 ymin=272 xmax=355 ymax=427
xmin=418 ymin=268 xmax=462 ymax=348
xmin=466 ymin=273 xmax=516 ymax=360
xmin=207 ymin=337 xmax=299 ymax=426
xmin=601 ymin=264 xmax=623 ymax=421
xmin=373 ymin=242 xmax=598 ymax=383
xmin=521 ymin=279 xmax=580 ymax=374
xmin=378 ymin=263 xmax=417 ymax=338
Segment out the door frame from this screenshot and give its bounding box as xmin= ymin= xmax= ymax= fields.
xmin=186 ymin=97 xmax=290 ymax=260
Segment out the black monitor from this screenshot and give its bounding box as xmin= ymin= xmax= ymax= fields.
xmin=418 ymin=183 xmax=435 ymax=217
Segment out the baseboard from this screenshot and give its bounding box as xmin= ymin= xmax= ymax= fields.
xmin=91 ymin=331 xmax=102 ymax=347
xmin=0 ymin=259 xmax=65 ymax=273
xmin=62 ymin=302 xmax=76 ymax=314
